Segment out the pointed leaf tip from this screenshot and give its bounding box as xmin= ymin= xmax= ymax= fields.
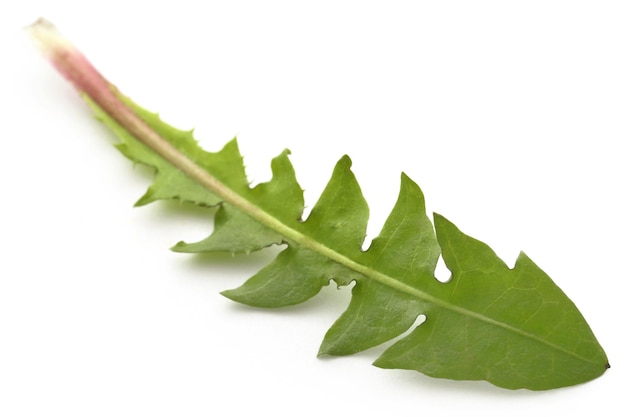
xmin=338 ymin=154 xmax=353 ymax=168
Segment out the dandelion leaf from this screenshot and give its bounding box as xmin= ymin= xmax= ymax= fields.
xmin=84 ymin=95 xmax=608 ymax=390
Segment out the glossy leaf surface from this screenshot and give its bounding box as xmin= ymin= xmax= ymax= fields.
xmin=82 ymin=95 xmax=608 ymax=390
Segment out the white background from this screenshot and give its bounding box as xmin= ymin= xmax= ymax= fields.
xmin=1 ymin=1 xmax=624 ymax=415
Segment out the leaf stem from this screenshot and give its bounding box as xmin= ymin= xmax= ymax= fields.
xmin=27 ymin=19 xmax=249 ymax=218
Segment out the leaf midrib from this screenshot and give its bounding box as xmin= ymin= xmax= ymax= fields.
xmin=95 ymin=98 xmax=597 ymax=368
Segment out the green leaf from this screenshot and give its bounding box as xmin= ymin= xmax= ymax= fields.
xmin=82 ymin=94 xmax=608 ymax=390
xmin=27 ymin=17 xmax=609 ymax=391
